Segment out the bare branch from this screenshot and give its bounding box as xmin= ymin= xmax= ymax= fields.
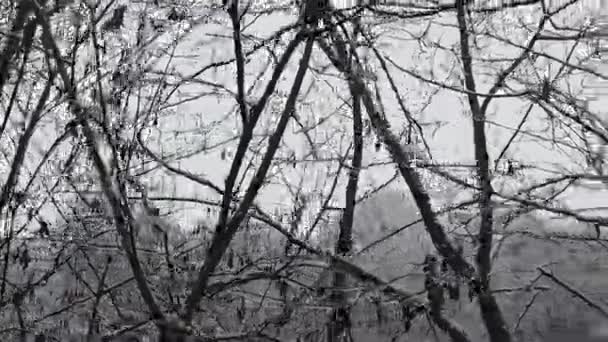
xmin=454 ymin=1 xmax=510 ymax=340
xmin=538 ymin=267 xmax=608 ymax=319
xmin=317 ymin=34 xmax=476 ymax=280
xmin=33 ymin=1 xmax=165 ymax=324
xmin=181 ymin=31 xmax=316 ymax=324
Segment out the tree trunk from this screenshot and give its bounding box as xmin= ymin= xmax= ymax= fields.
xmin=158 ymin=320 xmax=188 ymax=342
xmin=327 ymin=75 xmax=363 ymax=342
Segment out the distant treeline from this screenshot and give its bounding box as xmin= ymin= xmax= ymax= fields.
xmin=22 ymin=333 xmax=214 ymax=342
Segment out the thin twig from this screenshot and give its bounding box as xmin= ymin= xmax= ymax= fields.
xmin=538 ymin=267 xmax=608 ymax=319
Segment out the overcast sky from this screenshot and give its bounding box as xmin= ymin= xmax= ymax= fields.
xmin=8 ymin=1 xmax=605 ymax=231
xmin=128 ymin=6 xmax=606 ymax=228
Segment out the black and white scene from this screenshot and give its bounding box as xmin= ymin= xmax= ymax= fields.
xmin=0 ymin=0 xmax=607 ymax=341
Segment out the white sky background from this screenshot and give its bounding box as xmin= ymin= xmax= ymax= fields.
xmin=3 ymin=0 xmax=606 ymax=232
xmin=125 ymin=1 xmax=608 ymax=229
